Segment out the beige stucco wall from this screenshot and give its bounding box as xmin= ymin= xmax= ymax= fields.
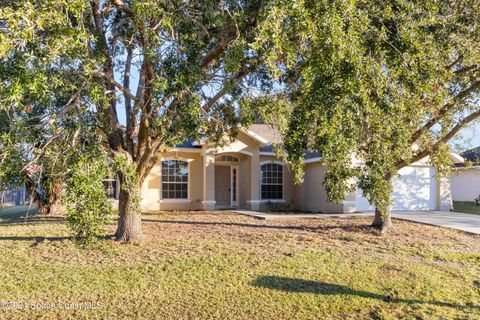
xmin=213 ymin=131 xmax=262 ymax=209
xmin=140 ymin=131 xmax=265 ymax=211
xmin=451 ymin=168 xmax=480 ymax=202
xmin=297 ymin=163 xmax=344 ymax=213
xmin=258 ymin=155 xmax=298 ymax=210
xmin=140 ymin=151 xmax=204 ymax=211
xmin=141 ymin=144 xmax=449 ymax=213
xmin=140 ymin=129 xmax=308 ymax=211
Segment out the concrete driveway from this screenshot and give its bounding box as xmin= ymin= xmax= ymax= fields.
xmin=392 ymin=211 xmax=480 ymax=235
xmin=234 ymin=210 xmax=480 ymax=235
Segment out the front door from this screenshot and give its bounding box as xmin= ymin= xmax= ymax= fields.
xmin=215 ymin=165 xmax=231 ymax=207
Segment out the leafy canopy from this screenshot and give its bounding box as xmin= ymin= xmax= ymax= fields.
xmin=258 ymin=0 xmax=480 ymax=212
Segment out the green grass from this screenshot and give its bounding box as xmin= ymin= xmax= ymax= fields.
xmin=0 ymin=210 xmax=479 ymax=319
xmin=453 ymin=201 xmax=480 ymax=215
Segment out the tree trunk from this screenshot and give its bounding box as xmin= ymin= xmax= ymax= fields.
xmin=371 ymin=174 xmax=394 ymax=234
xmin=115 ymin=185 xmax=144 ymax=243
xmin=372 ymin=206 xmax=393 ymax=234
xmin=43 ymin=178 xmax=66 ymax=215
xmin=44 ymin=195 xmax=66 ymax=215
xmin=25 ymin=180 xmax=42 ymax=209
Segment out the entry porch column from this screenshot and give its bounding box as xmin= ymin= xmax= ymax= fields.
xmin=247 ymin=148 xmax=261 ymax=210
xmin=202 ymin=147 xmax=216 ymax=210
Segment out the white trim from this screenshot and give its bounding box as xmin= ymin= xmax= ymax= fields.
xmin=159 ymin=199 xmax=192 ymax=203
xmin=304 ymin=157 xmax=322 ymax=164
xmin=259 ymin=161 xmax=285 ymax=201
xmin=170 ymin=147 xmax=203 ymax=153
xmin=406 ymin=163 xmax=436 ymax=168
xmin=260 ymin=199 xmax=286 ymax=203
xmin=230 ymin=165 xmax=239 ymax=208
xmin=201 ymin=200 xmax=216 ymax=205
xmin=450 ymin=152 xmax=464 ymax=164
xmin=455 ymin=165 xmax=480 ymax=170
xmin=159 ymin=159 xmax=191 ymax=202
xmin=215 ymin=154 xmax=240 ymax=163
xmin=215 ymin=149 xmax=253 ymax=157
xmin=260 ymin=160 xmax=284 ymax=166
xmin=246 ymin=199 xmax=287 ymax=204
xmin=160 ymin=156 xmax=194 ymax=163
xmin=192 ymin=138 xmax=207 ymax=146
xmin=259 ymin=151 xmax=276 ymax=156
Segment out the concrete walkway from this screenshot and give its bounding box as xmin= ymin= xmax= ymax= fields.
xmin=392 ymin=211 xmax=480 ymax=235
xmin=233 ymin=210 xmax=371 ymax=220
xmin=233 ymin=210 xmax=480 ymax=235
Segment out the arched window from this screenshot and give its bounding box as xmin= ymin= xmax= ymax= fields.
xmin=161 ymin=160 xmax=188 ymax=199
xmin=260 ymin=163 xmax=283 ymax=200
xmin=215 ymin=155 xmax=239 ymax=162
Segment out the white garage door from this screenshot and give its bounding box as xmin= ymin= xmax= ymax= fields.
xmin=355 ymin=166 xmax=437 ymax=211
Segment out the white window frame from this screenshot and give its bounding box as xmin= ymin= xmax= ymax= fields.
xmin=215 ymin=154 xmax=240 ymax=163
xmin=260 ymin=160 xmax=285 ymax=201
xmin=103 ymin=178 xmax=119 ymax=200
xmin=159 ymin=158 xmax=192 ymax=202
xmin=230 ymin=165 xmax=239 ymax=207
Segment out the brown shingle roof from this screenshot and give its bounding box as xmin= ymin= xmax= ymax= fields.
xmin=247 ymin=124 xmax=282 ymax=144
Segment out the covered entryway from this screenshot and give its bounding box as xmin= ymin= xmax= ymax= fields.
xmin=356 ymin=166 xmax=438 ymax=211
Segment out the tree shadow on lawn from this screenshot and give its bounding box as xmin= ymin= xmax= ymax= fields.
xmin=142 ymin=218 xmax=373 ymax=233
xmin=252 ymin=276 xmax=479 ymax=311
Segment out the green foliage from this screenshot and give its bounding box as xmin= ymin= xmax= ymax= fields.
xmin=267 ymin=199 xmax=295 ymax=213
xmin=1 ymin=1 xmax=280 ymax=240
xmin=261 ymin=0 xmax=480 ymax=213
xmin=65 ymin=151 xmax=112 ymax=245
xmin=112 ymin=156 xmax=140 ymax=215
xmin=453 ymin=201 xmax=480 ymax=215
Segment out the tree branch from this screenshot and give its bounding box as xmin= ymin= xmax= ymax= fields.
xmin=408 ymin=79 xmax=480 ymax=145
xmin=202 ymin=60 xmax=259 ymax=111
xmin=398 ymin=108 xmax=480 ymax=169
xmin=91 ymin=0 xmax=124 ymax=151
xmin=92 ymin=70 xmax=138 ymax=102
xmin=124 ymin=46 xmax=135 ymax=157
xmin=111 ymin=0 xmax=134 ymax=18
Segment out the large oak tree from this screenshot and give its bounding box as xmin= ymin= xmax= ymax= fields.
xmin=1 ymin=0 xmax=274 ymax=242
xmin=260 ymin=0 xmax=480 ymax=233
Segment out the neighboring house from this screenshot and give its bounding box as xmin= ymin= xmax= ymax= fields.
xmin=451 ymin=146 xmax=480 ymax=202
xmin=0 ymin=185 xmax=29 ymax=207
xmin=137 ymin=124 xmax=454 ymax=213
xmin=104 ymin=178 xmax=119 ymax=201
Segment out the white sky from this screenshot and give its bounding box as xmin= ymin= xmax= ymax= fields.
xmin=452 ymin=124 xmax=480 ymax=152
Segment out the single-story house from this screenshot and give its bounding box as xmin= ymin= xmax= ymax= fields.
xmin=451 ymin=166 xmax=480 ymax=202
xmin=129 ymin=124 xmax=455 ymax=213
xmin=451 ymin=146 xmax=480 ymax=202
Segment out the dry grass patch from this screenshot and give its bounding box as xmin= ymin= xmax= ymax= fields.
xmin=0 ymin=210 xmax=479 ymax=319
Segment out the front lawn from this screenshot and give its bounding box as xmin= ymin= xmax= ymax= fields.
xmin=453 ymin=201 xmax=480 ymax=215
xmin=0 ymin=211 xmax=479 ymax=319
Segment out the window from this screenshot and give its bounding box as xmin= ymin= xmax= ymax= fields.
xmin=161 ymin=160 xmax=188 ymax=199
xmin=103 ymin=179 xmax=118 ymax=200
xmin=215 ymin=155 xmax=239 ymax=162
xmin=261 ymin=163 xmax=283 ymax=200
